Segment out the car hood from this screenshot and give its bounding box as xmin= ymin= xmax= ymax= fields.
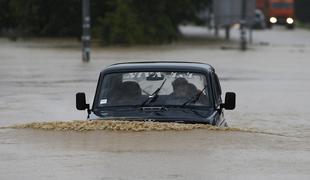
xmin=91 ymin=107 xmax=216 ymax=124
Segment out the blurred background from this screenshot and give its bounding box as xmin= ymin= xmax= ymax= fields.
xmin=0 ymin=0 xmax=309 ymax=44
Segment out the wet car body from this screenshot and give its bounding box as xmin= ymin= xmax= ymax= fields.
xmin=76 ymin=62 xmax=236 ymax=126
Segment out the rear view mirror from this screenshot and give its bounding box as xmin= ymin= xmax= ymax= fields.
xmin=76 ymin=92 xmax=89 ymax=110
xmin=222 ymin=92 xmax=236 ymax=110
xmin=146 ymin=72 xmax=165 ymax=81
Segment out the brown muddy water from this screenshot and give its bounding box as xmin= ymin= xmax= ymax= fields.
xmin=3 ymin=120 xmax=279 ymax=135
xmin=1 ymin=26 xmax=310 ymax=179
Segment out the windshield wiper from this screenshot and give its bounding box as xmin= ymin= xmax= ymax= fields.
xmin=181 ymin=86 xmax=207 ymax=107
xmin=141 ymin=78 xmax=166 ymax=106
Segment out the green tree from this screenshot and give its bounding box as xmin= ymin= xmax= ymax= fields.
xmin=98 ymin=0 xmax=210 ymax=45
xmin=1 ymin=0 xmax=210 ymax=44
xmin=0 ymin=0 xmax=12 ymax=30
xmin=7 ymin=0 xmax=81 ymax=37
xmin=295 ymin=0 xmax=310 ymax=23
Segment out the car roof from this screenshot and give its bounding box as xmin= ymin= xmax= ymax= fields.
xmin=101 ymin=61 xmax=214 ymax=74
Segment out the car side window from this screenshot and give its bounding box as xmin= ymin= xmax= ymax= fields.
xmin=212 ymin=73 xmax=222 ymax=106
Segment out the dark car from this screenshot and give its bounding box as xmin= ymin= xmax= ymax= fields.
xmin=76 ymin=62 xmax=236 ymax=126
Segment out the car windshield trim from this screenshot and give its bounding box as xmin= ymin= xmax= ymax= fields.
xmin=102 ymin=68 xmax=209 ymax=75
xmin=94 ymin=117 xmax=212 ymax=124
xmin=94 ymin=104 xmax=211 ymax=110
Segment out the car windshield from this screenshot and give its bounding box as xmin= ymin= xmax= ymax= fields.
xmin=271 ymin=2 xmax=293 ymax=9
xmin=97 ymin=71 xmax=210 ymax=107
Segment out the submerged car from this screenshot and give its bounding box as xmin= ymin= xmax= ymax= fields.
xmin=76 ymin=62 xmax=236 ymax=126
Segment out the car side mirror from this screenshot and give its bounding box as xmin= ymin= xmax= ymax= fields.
xmin=222 ymin=92 xmax=236 ymax=110
xmin=76 ymin=92 xmax=89 ymax=110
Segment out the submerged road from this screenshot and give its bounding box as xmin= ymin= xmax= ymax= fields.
xmin=0 ymin=26 xmax=310 ymax=179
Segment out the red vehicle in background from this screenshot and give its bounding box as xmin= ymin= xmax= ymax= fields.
xmin=256 ymin=0 xmax=295 ymax=29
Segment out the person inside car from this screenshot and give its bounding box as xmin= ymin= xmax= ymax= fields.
xmin=186 ymin=83 xmax=199 ymax=97
xmin=116 ymin=81 xmax=142 ymax=104
xmin=166 ymin=78 xmax=199 ymax=104
xmin=170 ymin=77 xmax=189 ymax=98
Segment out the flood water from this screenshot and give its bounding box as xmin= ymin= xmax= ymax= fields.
xmin=0 ymin=26 xmax=310 ymax=179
